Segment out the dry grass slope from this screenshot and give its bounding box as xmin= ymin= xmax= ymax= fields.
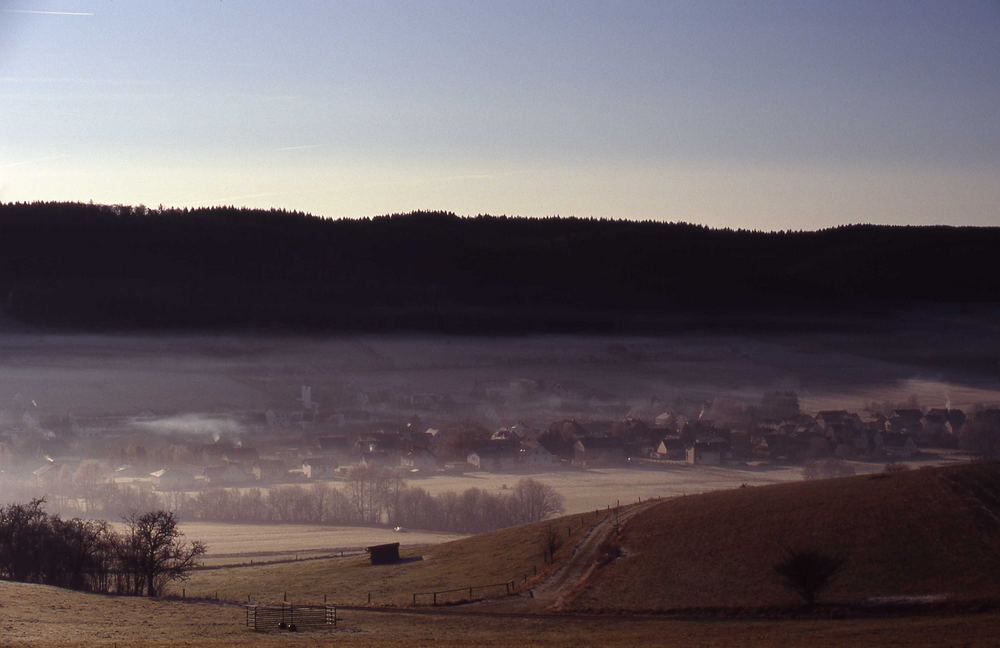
xmin=177 ymin=511 xmax=600 ymax=605
xmin=567 ymin=462 xmax=1000 ymax=611
xmin=3 ymin=579 xmax=1000 ymax=647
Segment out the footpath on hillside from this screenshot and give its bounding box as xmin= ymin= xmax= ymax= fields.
xmin=530 ymin=501 xmax=659 ymax=611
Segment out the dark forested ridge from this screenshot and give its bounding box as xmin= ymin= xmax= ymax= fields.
xmin=0 ymin=201 xmax=997 ymax=333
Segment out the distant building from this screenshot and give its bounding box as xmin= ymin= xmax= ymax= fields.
xmin=252 ymin=459 xmax=288 ymax=483
xmin=317 ymin=435 xmax=353 ymax=461
xmin=883 ymin=433 xmax=918 ymax=459
xmin=360 ymin=451 xmax=392 ymax=468
xmin=301 ymin=457 xmax=338 ymax=480
xmin=655 ymin=437 xmax=686 ymax=460
xmin=572 ymin=437 xmax=626 ymax=467
xmin=467 ymin=446 xmax=518 ymax=471
xmin=518 ymin=440 xmax=558 ymax=468
xmin=150 ymin=468 xmax=195 ymax=491
xmin=400 ymin=449 xmax=438 ymax=472
xmin=366 ymin=542 xmax=400 ymax=565
xmin=223 ymin=447 xmax=260 ymax=464
xmin=203 ymin=464 xmax=248 ymax=485
xmin=685 ymin=439 xmax=729 ymax=465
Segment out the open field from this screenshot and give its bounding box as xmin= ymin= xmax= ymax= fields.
xmin=2 ymin=580 xmax=1000 ymax=647
xmin=168 ymin=523 xmax=464 ymax=557
xmin=176 ymin=511 xmax=598 ymax=605
xmin=5 ymin=465 xmax=1000 ymax=646
xmin=173 ymin=453 xmax=967 ymax=555
xmin=179 ymin=463 xmax=1000 ymax=612
xmin=394 ymin=453 xmax=967 ymax=514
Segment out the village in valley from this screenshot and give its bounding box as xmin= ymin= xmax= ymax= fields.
xmin=2 ymin=376 xmax=993 ymax=515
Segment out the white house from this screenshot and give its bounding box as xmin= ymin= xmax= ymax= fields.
xmin=685 ymin=440 xmax=728 ymax=465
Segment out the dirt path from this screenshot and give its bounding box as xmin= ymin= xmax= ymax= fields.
xmin=532 ymin=501 xmax=660 ymax=610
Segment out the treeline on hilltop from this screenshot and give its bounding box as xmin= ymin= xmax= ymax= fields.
xmin=1 ymin=201 xmax=998 ymax=332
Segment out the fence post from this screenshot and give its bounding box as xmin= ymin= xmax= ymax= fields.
xmin=469 ymin=587 xmax=473 ymax=599
xmin=367 ymin=591 xmax=371 ymax=604
xmin=433 ymin=592 xmax=437 ymax=606
xmin=412 ymin=593 xmax=416 ymax=605
xmin=182 ymin=588 xmax=185 ymax=599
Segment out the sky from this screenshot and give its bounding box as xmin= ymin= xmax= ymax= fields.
xmin=1 ymin=0 xmax=998 ymax=229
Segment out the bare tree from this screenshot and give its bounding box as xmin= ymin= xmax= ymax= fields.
xmin=510 ymin=479 xmax=565 ymax=524
xmin=773 ymin=549 xmax=845 ymax=606
xmin=543 ymin=525 xmax=562 ymax=563
xmin=346 ymin=464 xmax=405 ymax=524
xmin=120 ymin=510 xmax=206 ymax=596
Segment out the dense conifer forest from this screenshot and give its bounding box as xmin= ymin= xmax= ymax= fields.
xmin=0 ymin=202 xmax=997 ymax=332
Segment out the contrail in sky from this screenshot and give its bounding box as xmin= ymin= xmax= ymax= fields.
xmin=273 ymin=144 xmax=324 ymax=152
xmin=1 ymin=9 xmax=95 ymax=16
xmin=0 ymin=154 xmax=69 ymax=170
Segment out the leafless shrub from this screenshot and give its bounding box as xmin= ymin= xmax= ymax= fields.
xmin=773 ymin=549 xmax=845 ymax=606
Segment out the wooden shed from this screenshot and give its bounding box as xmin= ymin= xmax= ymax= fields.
xmin=366 ymin=542 xmax=401 ymax=565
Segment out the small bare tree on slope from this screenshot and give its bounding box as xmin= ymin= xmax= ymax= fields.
xmin=773 ymin=549 xmax=846 ymax=606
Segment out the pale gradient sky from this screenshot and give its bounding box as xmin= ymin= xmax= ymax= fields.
xmin=1 ymin=0 xmax=998 ymax=229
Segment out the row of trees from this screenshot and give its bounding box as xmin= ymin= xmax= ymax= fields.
xmin=4 ymin=468 xmax=566 ymax=535
xmin=174 ymin=469 xmax=565 ymax=534
xmin=0 ymin=500 xmax=204 ymax=596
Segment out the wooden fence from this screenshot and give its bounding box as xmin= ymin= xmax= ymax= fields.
xmin=245 ymin=603 xmax=336 ymax=632
xmin=411 ymin=580 xmax=516 ymax=606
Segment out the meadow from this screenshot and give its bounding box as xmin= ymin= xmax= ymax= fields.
xmin=3 ymin=579 xmax=1000 ymax=648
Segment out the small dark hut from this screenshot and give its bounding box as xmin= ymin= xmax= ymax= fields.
xmin=366 ymin=542 xmax=400 ymax=565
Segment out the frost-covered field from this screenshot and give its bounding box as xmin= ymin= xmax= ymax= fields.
xmin=410 ymin=465 xmax=808 ymax=513
xmin=393 ymin=454 xmax=968 ymax=515
xmin=173 ymin=523 xmax=464 ymax=556
xmin=184 ymin=455 xmax=969 ymax=556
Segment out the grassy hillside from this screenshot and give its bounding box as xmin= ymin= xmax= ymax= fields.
xmin=181 ymin=463 xmax=1000 ymax=612
xmin=177 ymin=511 xmax=600 ymax=605
xmin=567 ymin=462 xmax=1000 ymax=611
xmin=5 ymin=580 xmax=999 ymax=647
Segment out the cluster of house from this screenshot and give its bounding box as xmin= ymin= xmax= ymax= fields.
xmin=7 ymin=398 xmax=991 ymax=493
xmin=466 ymin=405 xmax=973 ymax=470
xmin=648 ymin=406 xmax=972 ymax=465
